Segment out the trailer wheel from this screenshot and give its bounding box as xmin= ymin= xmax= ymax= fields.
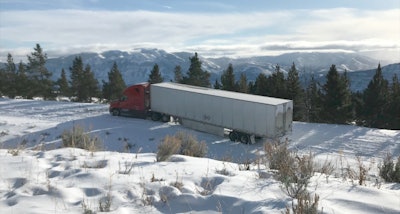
xmin=112 ymin=109 xmax=120 ymax=116
xmin=151 ymin=112 xmax=161 ymax=121
xmin=240 ymin=134 xmax=250 ymax=144
xmin=229 ymin=131 xmax=239 ymax=142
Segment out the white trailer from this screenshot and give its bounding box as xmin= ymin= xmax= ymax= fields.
xmin=150 ymin=82 xmax=293 ymax=143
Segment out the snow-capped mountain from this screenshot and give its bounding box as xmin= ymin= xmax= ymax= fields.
xmin=43 ymin=49 xmax=395 ymax=90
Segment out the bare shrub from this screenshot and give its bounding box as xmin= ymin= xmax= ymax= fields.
xmin=285 ymin=193 xmax=320 ymax=214
xmin=170 ymin=181 xmax=184 ymax=191
xmin=283 ymin=154 xmax=315 ymax=199
xmin=170 ymin=171 xmax=184 ymax=191
xmin=0 ymin=130 xmax=8 ymax=137
xmin=8 ymin=148 xmax=21 ymax=156
xmin=394 ymin=156 xmax=400 ymax=182
xmin=61 ymin=124 xmax=102 ymax=151
xmin=239 ymin=158 xmax=252 ymax=171
xmin=156 ymin=135 xmax=181 ymax=162
xmin=379 ymin=153 xmax=400 ymax=183
xmin=356 ymin=156 xmax=370 ymax=185
xmin=216 ymin=162 xmax=234 ymax=176
xmin=99 ymin=176 xmax=113 ymax=212
xmin=156 ymin=132 xmax=208 ymax=162
xmin=7 ymin=139 xmax=27 ymax=156
xmin=81 ymin=160 xmax=107 ymax=169
xmin=344 ymin=163 xmax=357 ymax=182
xmin=140 ymin=179 xmax=154 ymax=206
xmin=177 ymin=132 xmax=208 ymax=157
xmin=264 ymin=141 xmax=321 ymax=213
xmin=98 ymin=192 xmax=112 ymax=212
xmin=315 ymin=157 xmax=335 ymax=176
xmin=264 ymin=141 xmax=314 ymax=182
xmin=118 ymin=160 xmax=135 ymax=175
xmin=315 ymin=157 xmax=335 ymax=182
xmin=81 ymin=199 xmax=94 ymax=214
xmin=150 ymin=173 xmax=165 ymax=182
xmin=264 ymin=140 xmax=294 ymax=172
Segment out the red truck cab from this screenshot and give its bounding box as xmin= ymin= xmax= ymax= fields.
xmin=109 ymin=83 xmax=151 ymax=118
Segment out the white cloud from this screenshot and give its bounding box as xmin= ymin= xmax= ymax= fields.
xmin=0 ymin=8 xmax=399 ymax=62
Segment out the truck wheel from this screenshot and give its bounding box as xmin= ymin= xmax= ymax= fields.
xmin=112 ymin=109 xmax=120 ymax=116
xmin=161 ymin=114 xmax=170 ymax=122
xmin=229 ymin=131 xmax=239 ymax=142
xmin=240 ymin=134 xmax=250 ymax=144
xmin=151 ymin=112 xmax=161 ymax=121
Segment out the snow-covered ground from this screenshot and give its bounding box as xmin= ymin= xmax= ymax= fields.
xmin=0 ymin=98 xmax=399 ymax=213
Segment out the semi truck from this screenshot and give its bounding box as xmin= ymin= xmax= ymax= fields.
xmin=109 ymin=82 xmax=293 ymax=144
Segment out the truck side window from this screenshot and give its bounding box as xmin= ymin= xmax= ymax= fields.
xmin=120 ymin=95 xmax=127 ymax=101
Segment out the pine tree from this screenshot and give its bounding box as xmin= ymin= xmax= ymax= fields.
xmin=148 ymin=63 xmax=164 ymax=84
xmin=69 ymin=56 xmax=85 ymax=102
xmin=254 ymin=73 xmax=268 ymax=96
xmin=174 ymin=65 xmax=183 ymax=83
xmin=26 ymin=44 xmax=53 ymax=99
xmin=213 ymin=79 xmax=221 ymax=89
xmin=387 ymin=74 xmax=400 ymax=129
xmin=221 ymin=63 xmax=236 ymax=91
xmin=352 ymin=91 xmax=365 ymax=125
xmin=183 ymin=53 xmax=210 ymax=87
xmin=0 ymin=67 xmax=5 ymax=96
xmin=320 ymin=65 xmax=352 ymax=124
xmin=305 ymin=75 xmax=322 ymax=122
xmin=15 ymin=61 xmax=29 ymax=98
xmin=238 ymin=73 xmax=248 ymax=93
xmin=248 ymin=81 xmax=256 ymax=94
xmin=286 ymin=63 xmax=305 ymax=121
xmin=56 ymin=68 xmax=70 ymax=97
xmin=102 ymin=62 xmax=126 ymax=101
xmin=342 ymin=70 xmax=354 ymax=121
xmin=268 ymin=64 xmax=287 ymax=98
xmin=2 ymin=53 xmax=17 ymax=97
xmin=362 ymin=64 xmax=389 ymax=128
xmin=83 ymin=64 xmax=100 ymax=102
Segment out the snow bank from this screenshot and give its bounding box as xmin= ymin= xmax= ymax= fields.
xmin=0 ymin=98 xmax=399 ymax=213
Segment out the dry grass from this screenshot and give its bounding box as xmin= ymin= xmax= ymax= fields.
xmin=61 ymin=124 xmax=102 ymax=151
xmin=156 ymin=132 xmax=208 ymax=162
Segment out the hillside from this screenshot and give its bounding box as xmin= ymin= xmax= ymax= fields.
xmin=346 ymin=63 xmax=400 ymax=91
xmin=2 ymin=49 xmax=397 ymax=91
xmin=44 ymin=49 xmax=391 ymax=85
xmin=0 ymin=98 xmax=399 ymax=213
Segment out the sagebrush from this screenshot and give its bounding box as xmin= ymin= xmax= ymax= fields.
xmin=264 ymin=140 xmax=320 ymax=213
xmin=264 ymin=140 xmax=314 ymax=192
xmin=61 ymin=124 xmax=102 ymax=151
xmin=156 ymin=132 xmax=208 ymax=162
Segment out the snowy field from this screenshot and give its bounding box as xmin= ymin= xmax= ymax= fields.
xmin=0 ymin=98 xmax=399 ymax=213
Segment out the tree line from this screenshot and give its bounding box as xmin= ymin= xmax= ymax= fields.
xmin=145 ymin=51 xmax=400 ymax=130
xmin=1 ymin=44 xmax=399 ymax=129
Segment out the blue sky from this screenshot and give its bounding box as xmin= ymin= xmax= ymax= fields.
xmin=0 ymin=0 xmax=399 ymax=62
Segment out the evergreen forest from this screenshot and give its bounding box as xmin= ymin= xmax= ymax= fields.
xmin=1 ymin=44 xmax=399 ymax=130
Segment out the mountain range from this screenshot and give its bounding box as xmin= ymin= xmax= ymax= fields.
xmin=41 ymin=49 xmax=400 ymax=91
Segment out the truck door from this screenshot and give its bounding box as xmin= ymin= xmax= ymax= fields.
xmin=128 ymin=85 xmax=147 ymax=118
xmin=132 ymin=87 xmax=144 ymax=112
xmin=119 ymin=94 xmax=134 ymax=114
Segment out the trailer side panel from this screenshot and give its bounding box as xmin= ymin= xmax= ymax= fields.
xmin=151 ymin=83 xmax=292 ymax=138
